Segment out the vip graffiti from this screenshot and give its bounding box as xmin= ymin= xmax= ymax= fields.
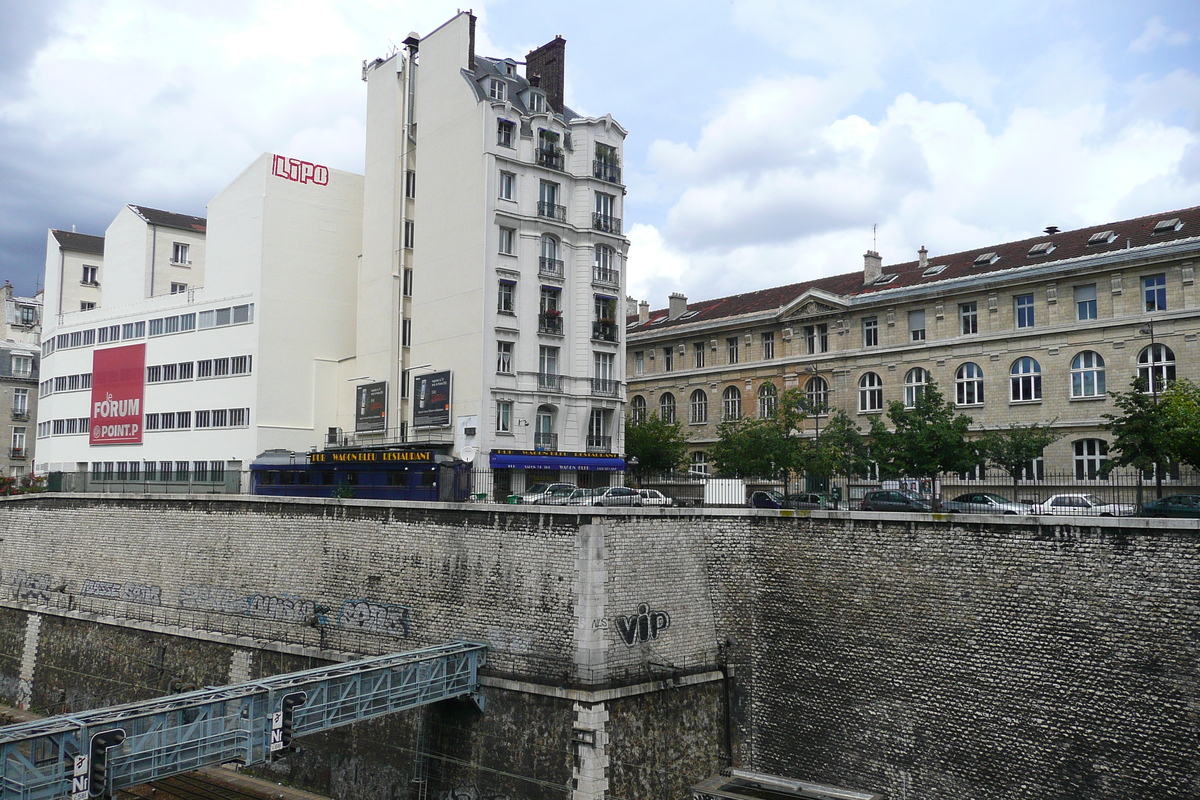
xmin=614 ymin=603 xmax=671 ymax=647
xmin=336 ymin=600 xmax=411 ymax=637
xmin=272 ymin=154 xmax=329 ymax=185
xmin=246 ymin=594 xmax=314 ymax=623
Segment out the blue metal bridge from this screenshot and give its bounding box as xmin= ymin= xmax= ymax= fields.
xmin=0 ymin=641 xmax=486 ymax=800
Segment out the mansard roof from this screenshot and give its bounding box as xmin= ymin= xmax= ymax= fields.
xmin=628 ymin=204 xmax=1200 ymax=333
xmin=51 ymin=230 xmax=105 ymax=256
xmin=129 ymin=205 xmax=207 ymax=233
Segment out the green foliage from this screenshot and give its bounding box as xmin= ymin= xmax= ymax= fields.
xmin=710 ymin=416 xmax=797 ymax=478
xmin=801 ymin=410 xmax=870 ymax=478
xmin=1102 ymin=378 xmax=1175 ymax=475
xmin=624 ymin=413 xmax=690 ymax=480
xmin=869 ymin=381 xmax=977 ymax=478
xmin=1160 ymin=379 xmax=1200 ymax=470
xmin=980 ymin=422 xmax=1060 ymax=489
xmin=0 ymin=474 xmax=46 ymax=495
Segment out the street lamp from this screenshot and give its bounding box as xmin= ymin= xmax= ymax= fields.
xmin=1139 ymin=319 xmax=1163 ymax=500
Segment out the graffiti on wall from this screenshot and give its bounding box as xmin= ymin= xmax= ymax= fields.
xmin=7 ymin=570 xmax=52 ymax=603
xmin=82 ymin=579 xmax=162 ymax=605
xmin=272 ymin=154 xmax=329 ymax=186
xmin=179 ymin=585 xmax=248 ymax=615
xmin=614 ymin=603 xmax=671 ymax=647
xmin=443 ymin=787 xmax=513 ymax=800
xmin=336 ymin=600 xmax=411 ymax=637
xmin=246 ymin=594 xmax=315 ymax=623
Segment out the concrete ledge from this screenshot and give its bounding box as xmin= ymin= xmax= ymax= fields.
xmin=479 ymin=669 xmax=724 ymax=702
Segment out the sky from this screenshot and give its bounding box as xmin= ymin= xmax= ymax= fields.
xmin=1 ymin=0 xmax=1198 ymax=308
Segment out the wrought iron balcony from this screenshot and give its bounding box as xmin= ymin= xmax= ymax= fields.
xmin=591 ymin=322 xmax=618 ymax=343
xmin=538 ymin=313 xmax=564 ymax=335
xmin=534 ymin=432 xmax=559 ymax=450
xmin=11 ymin=410 xmax=28 ymax=421
xmin=586 ymin=435 xmax=612 ymax=453
xmin=10 ymin=447 xmax=25 ymax=459
xmin=538 ymin=201 xmax=567 ymax=222
xmin=593 ymin=160 xmax=621 ymax=183
xmin=537 ymin=148 xmax=564 ymax=171
xmin=537 ymin=373 xmax=563 ymax=392
xmin=539 ymin=257 xmax=564 ymax=278
xmin=592 ymin=213 xmax=622 ymax=235
xmin=590 ymin=378 xmax=618 ymax=397
xmin=592 ymin=266 xmax=619 ymax=287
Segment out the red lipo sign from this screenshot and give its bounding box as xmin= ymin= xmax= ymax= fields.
xmin=90 ymin=344 xmax=145 ymax=445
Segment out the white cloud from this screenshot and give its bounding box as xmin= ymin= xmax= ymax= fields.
xmin=1130 ymin=16 xmax=1192 ymax=53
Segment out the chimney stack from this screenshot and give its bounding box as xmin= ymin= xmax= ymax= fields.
xmin=638 ymin=300 xmax=650 ymax=324
xmin=863 ymin=251 xmax=882 ymax=285
xmin=668 ymin=293 xmax=688 ymax=320
xmin=918 ymin=246 xmax=928 ymax=269
xmin=525 ymin=36 xmax=566 ymax=113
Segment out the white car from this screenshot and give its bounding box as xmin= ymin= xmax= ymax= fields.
xmin=515 ymin=483 xmax=576 ymax=504
xmin=637 ymin=489 xmax=675 ymax=507
xmin=1034 ymin=493 xmax=1137 ymax=517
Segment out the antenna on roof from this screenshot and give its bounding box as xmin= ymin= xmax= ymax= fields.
xmin=872 ymin=224 xmax=877 ymax=251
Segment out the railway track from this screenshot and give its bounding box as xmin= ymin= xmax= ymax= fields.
xmin=116 ymin=771 xmax=285 ymax=800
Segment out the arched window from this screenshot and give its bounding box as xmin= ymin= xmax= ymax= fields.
xmin=1138 ymin=344 xmax=1175 ymax=393
xmin=1073 ymin=439 xmax=1108 ymax=480
xmin=1070 ymin=351 xmax=1106 ymax=398
xmin=805 ymin=376 xmax=829 ymax=411
xmin=659 ymin=392 xmax=676 ymax=424
xmin=722 ymin=386 xmax=742 ymax=420
xmin=859 ymin=372 xmax=883 ymax=412
xmin=904 ymin=368 xmax=928 ymax=408
xmin=1010 ymin=357 xmax=1042 ymax=401
xmin=630 ymin=395 xmax=647 ymax=423
xmin=690 ymin=451 xmax=709 ymax=475
xmin=690 ymin=389 xmax=708 ymax=424
xmin=758 ymin=383 xmax=778 ymax=418
xmin=955 ymin=362 xmax=984 ymax=406
xmin=540 ymin=234 xmax=561 ymax=275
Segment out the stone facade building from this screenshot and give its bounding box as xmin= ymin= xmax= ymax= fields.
xmin=0 ymin=283 xmax=41 ymax=477
xmin=626 ymin=206 xmax=1200 ymax=481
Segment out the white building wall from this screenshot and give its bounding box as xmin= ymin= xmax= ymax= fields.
xmin=43 ymin=236 xmax=103 ymax=325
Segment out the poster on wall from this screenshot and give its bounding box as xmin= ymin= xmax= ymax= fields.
xmin=413 ymin=371 xmax=451 ymax=428
xmin=90 ymin=344 xmax=146 ymax=445
xmin=355 ymin=381 xmax=387 ymax=432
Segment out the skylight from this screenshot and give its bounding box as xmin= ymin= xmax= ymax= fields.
xmin=649 ymin=315 xmax=667 ymax=325
xmin=874 ymin=273 xmax=898 ymax=285
xmin=1153 ymin=218 xmax=1181 ymax=234
xmin=1027 ymin=242 xmax=1055 ymax=257
xmin=1087 ymin=231 xmax=1116 ymax=246
xmin=973 ymin=252 xmax=998 ymax=266
xmin=922 ymin=265 xmax=946 ymax=277
xmin=679 ymin=310 xmax=700 ymax=319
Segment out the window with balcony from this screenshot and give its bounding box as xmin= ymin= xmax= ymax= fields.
xmin=690 ymin=389 xmax=708 ymax=424
xmin=593 ymin=245 xmax=618 ymax=285
xmin=1010 ymin=357 xmax=1042 ymax=401
xmin=1071 ymin=351 xmax=1105 ymax=398
xmin=592 ymin=352 xmax=616 ymax=396
xmin=539 ymin=287 xmax=563 ymax=334
xmin=539 ymin=235 xmax=562 ymax=277
xmin=758 ymin=382 xmax=777 ymax=418
xmin=904 ymin=368 xmax=928 ymax=408
xmin=955 ymin=362 xmax=984 ymax=405
xmin=594 ymin=143 xmax=621 ymax=183
xmin=535 ymin=405 xmax=556 ymax=449
xmin=722 ymin=386 xmax=742 ymax=420
xmin=587 ymin=409 xmax=612 ymax=452
xmin=960 ymin=302 xmax=978 ymax=335
xmin=660 ymin=392 xmax=676 ymax=423
xmin=12 ymin=389 xmax=28 ymax=419
xmin=538 ymin=181 xmax=564 ymax=221
xmin=538 ymin=346 xmax=560 ymax=391
xmin=497 ymin=119 xmax=514 ymax=147
xmin=593 ymin=192 xmax=620 ymax=234
xmin=593 ymin=296 xmax=617 ymax=341
xmin=537 ymin=129 xmax=562 ymax=170
xmin=11 ymin=427 xmax=25 ymax=458
xmin=1015 ymin=294 xmax=1035 ymax=328
xmin=859 ymin=372 xmax=883 ymax=412
xmin=693 ymin=342 xmax=706 ymax=369
xmin=498 ymin=279 xmax=515 ymax=314
xmin=497 ymin=341 xmax=513 ymax=374
xmin=11 ymin=355 xmax=32 ymax=379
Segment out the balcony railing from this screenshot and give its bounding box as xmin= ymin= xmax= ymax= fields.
xmin=592 ymin=322 xmax=618 ymax=342
xmin=11 ymin=410 xmax=28 ymax=421
xmin=592 ymin=213 xmax=622 ymax=235
xmin=537 ymin=373 xmax=563 ymax=392
xmin=538 ymin=201 xmax=567 ymax=222
xmin=534 ymin=432 xmax=559 ymax=450
xmin=537 ymin=148 xmax=565 ymax=171
xmin=539 ymin=257 xmax=564 ymax=278
xmin=538 ymin=314 xmax=564 ymax=335
xmin=593 ymin=160 xmax=621 ymax=183
xmin=10 ymin=448 xmax=26 ymax=460
xmin=586 ymin=435 xmax=612 ymax=453
xmin=590 ymin=378 xmax=619 ymax=397
xmin=592 ymin=266 xmax=619 ymax=287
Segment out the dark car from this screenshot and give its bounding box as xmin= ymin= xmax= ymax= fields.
xmin=748 ymin=490 xmax=787 ymax=509
xmin=860 ymin=490 xmax=934 ymax=513
xmin=786 ymin=492 xmax=834 ymax=510
xmin=1141 ymin=494 xmax=1200 ymax=518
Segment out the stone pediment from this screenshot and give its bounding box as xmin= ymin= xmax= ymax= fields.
xmin=780 ymin=289 xmax=848 ymax=322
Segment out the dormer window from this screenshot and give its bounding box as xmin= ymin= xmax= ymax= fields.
xmin=488 ymin=78 xmax=506 ymax=101
xmin=1027 ymin=242 xmax=1056 ymax=257
xmin=874 ymin=273 xmax=897 ymax=285
xmin=1153 ymin=218 xmax=1182 ymax=234
xmin=922 ymin=265 xmax=946 ymax=277
xmin=973 ymin=252 xmax=998 ymax=266
xmin=18 ymin=306 xmax=36 ymax=326
xmin=1087 ymin=230 xmax=1117 ymax=246
xmin=528 ymin=92 xmax=546 ymax=113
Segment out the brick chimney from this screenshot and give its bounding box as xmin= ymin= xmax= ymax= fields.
xmin=638 ymin=300 xmax=650 ymax=324
xmin=668 ymin=292 xmax=688 ymax=320
xmin=863 ymin=251 xmax=882 ymax=285
xmin=526 ymin=36 xmax=566 ymax=113
xmin=918 ymin=246 xmax=928 ymax=269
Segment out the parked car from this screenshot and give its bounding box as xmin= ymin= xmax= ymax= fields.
xmin=563 ymin=488 xmax=600 ymax=506
xmin=860 ymin=490 xmax=934 ymax=513
xmin=941 ymin=492 xmax=1034 ymax=515
xmin=590 ymin=486 xmax=643 ymax=507
xmin=515 ymin=483 xmax=576 ymax=504
xmin=786 ymin=492 xmax=834 ymax=510
xmin=1141 ymin=494 xmax=1200 ymax=518
xmin=1033 ymin=493 xmax=1137 ymax=517
xmin=748 ymin=490 xmax=787 ymax=509
xmin=637 ymin=488 xmax=675 ymax=507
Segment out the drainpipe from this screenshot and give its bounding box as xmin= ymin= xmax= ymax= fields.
xmin=149 ymin=223 xmax=157 ymax=297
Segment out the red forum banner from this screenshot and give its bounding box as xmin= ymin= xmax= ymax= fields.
xmin=90 ymin=344 xmax=145 ymax=445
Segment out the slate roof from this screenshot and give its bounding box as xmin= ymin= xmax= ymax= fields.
xmin=129 ymin=205 xmax=207 ymax=233
xmin=628 ymin=205 xmax=1200 ymax=333
xmin=51 ymin=230 xmax=105 ymax=256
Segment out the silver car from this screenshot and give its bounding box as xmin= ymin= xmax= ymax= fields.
xmin=1034 ymin=493 xmax=1137 ymax=517
xmin=590 ymin=486 xmax=643 ymax=507
xmin=942 ymin=492 xmax=1034 ymax=515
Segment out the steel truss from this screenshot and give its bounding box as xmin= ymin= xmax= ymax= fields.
xmin=0 ymin=641 xmax=486 ymax=800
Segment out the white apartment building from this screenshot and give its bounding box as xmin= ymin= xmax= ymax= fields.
xmin=37 ymin=12 xmax=629 ymax=492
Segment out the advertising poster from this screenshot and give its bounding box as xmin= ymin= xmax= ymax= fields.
xmin=90 ymin=344 xmax=146 ymax=445
xmin=355 ymin=381 xmax=387 ymax=432
xmin=413 ymin=370 xmax=451 ymax=428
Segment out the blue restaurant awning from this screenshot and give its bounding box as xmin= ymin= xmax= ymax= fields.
xmin=489 ymin=451 xmax=626 ymax=471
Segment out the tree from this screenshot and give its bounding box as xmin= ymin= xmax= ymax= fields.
xmin=980 ymin=422 xmax=1060 ymax=496
xmin=1103 ymin=378 xmax=1174 ymax=499
xmin=624 ymin=413 xmax=689 ymax=482
xmin=801 ymin=410 xmax=871 ymax=479
xmin=869 ymin=381 xmax=977 ymax=478
xmin=1160 ymin=379 xmax=1200 ymax=470
xmin=710 ymin=416 xmax=797 ymax=479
